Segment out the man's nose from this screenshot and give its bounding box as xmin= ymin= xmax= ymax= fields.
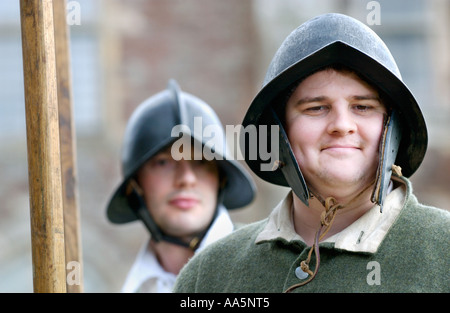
xmin=174 ymin=160 xmax=197 ymax=187
xmin=327 ymin=102 xmax=357 ymax=135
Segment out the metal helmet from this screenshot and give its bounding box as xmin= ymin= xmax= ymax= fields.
xmin=107 ymin=79 xmax=255 ymax=246
xmin=241 ymin=13 xmax=427 ymax=210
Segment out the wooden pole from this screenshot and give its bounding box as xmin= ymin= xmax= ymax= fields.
xmin=20 ymin=0 xmax=67 ymax=293
xmin=52 ymin=0 xmax=84 ymax=293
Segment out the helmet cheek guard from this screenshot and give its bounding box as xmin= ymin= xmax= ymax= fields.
xmin=270 ymin=108 xmax=309 ymax=205
xmin=372 ymin=110 xmax=402 ymax=212
xmin=267 ymin=107 xmax=403 ymax=213
xmin=241 ymin=13 xmax=427 ymax=210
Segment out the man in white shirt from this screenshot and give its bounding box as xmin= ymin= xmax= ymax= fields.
xmin=106 ymin=80 xmax=255 ymax=292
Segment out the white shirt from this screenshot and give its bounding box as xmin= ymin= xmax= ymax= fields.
xmin=121 ymin=205 xmax=234 ymax=293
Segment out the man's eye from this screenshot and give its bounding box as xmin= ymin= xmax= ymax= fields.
xmin=151 ymin=157 xmax=174 ymax=167
xmin=304 ymin=105 xmax=327 ymax=114
xmin=155 ymin=159 xmax=168 ymax=166
xmin=355 ymin=105 xmax=370 ymax=111
xmin=353 ymin=104 xmax=380 ymax=114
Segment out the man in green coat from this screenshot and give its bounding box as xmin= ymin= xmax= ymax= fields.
xmin=173 ymin=13 xmax=449 ymax=293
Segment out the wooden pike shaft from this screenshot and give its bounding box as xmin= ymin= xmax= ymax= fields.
xmin=20 ymin=0 xmax=66 ymax=293
xmin=53 ymin=0 xmax=84 ymax=293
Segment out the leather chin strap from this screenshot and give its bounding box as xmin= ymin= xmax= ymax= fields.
xmin=126 ymin=179 xmax=221 ymax=251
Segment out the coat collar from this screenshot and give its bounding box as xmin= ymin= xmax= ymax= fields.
xmin=256 ymin=178 xmax=407 ymax=254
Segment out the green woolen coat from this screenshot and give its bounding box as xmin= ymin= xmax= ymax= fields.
xmin=173 ymin=177 xmax=449 ymax=293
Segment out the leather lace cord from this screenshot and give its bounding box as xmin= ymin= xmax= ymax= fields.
xmin=284 ymin=197 xmax=342 ymax=292
xmin=283 ymin=173 xmax=388 ymax=293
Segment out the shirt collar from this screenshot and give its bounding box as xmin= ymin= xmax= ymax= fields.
xmin=256 ymin=180 xmax=407 ymax=254
xmin=120 ymin=241 xmax=176 ymax=293
xmin=121 ymin=204 xmax=233 ymax=292
xmin=197 ymin=204 xmax=234 ymax=251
